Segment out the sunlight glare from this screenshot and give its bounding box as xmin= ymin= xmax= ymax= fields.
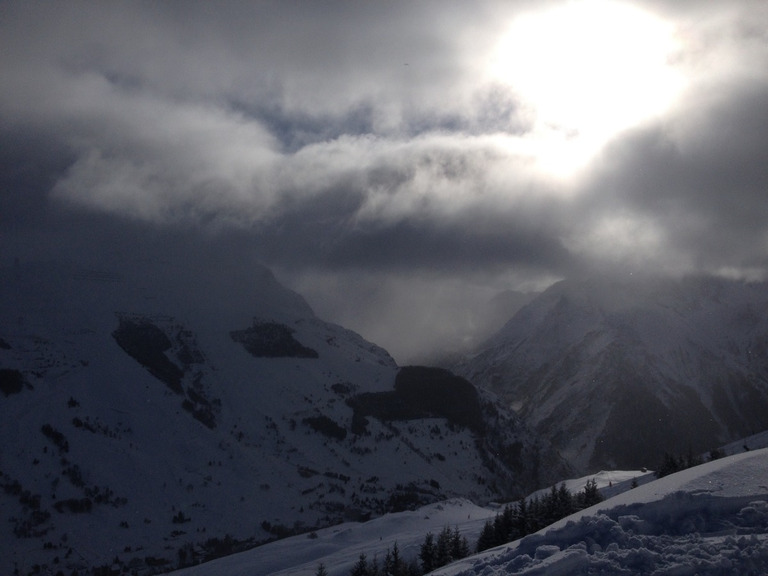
xmin=490 ymin=1 xmax=684 ymax=177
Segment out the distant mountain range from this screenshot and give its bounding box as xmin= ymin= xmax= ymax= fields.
xmin=0 ymin=259 xmax=567 ymax=576
xmin=455 ymin=274 xmax=768 ymax=474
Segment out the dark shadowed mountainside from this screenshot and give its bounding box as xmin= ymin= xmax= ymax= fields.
xmin=0 ymin=258 xmax=567 ymax=576
xmin=455 ymin=275 xmax=768 ymax=473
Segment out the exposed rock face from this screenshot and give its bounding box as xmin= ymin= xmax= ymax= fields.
xmin=113 ymin=316 xmax=185 ymax=393
xmin=230 ymin=320 xmax=319 ymax=359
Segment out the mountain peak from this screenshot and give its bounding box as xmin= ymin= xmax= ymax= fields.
xmin=457 ymin=274 xmax=768 ymax=474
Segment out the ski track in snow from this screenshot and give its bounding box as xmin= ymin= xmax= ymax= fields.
xmin=169 ymin=448 xmax=768 ymax=576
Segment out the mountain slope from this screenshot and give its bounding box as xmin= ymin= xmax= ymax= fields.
xmin=165 ymin=446 xmax=768 ymax=576
xmin=0 ymin=258 xmax=566 ymax=576
xmin=455 ymin=275 xmax=768 ymax=473
xmin=439 ymin=446 xmax=768 ymax=576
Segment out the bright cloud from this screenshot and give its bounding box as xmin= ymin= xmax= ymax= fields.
xmin=2 ymin=0 xmax=768 ymax=360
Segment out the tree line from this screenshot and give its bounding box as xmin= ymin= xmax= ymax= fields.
xmin=476 ymin=479 xmax=602 ymax=552
xmin=315 ymin=480 xmax=603 ymax=575
xmin=323 ymin=525 xmax=469 ymax=576
xmin=655 ymin=447 xmax=725 ymax=479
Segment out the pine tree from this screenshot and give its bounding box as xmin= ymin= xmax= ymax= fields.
xmin=383 ymin=549 xmax=392 ymax=576
xmin=582 ymin=478 xmax=602 ymax=507
xmin=516 ymin=497 xmax=529 ymax=538
xmin=476 ymin=519 xmax=496 ymax=553
xmin=492 ymin=512 xmax=504 ymax=544
xmin=656 ymin=451 xmax=682 ymax=478
xmin=528 ymin=495 xmax=542 ymax=532
xmin=685 ymin=445 xmax=703 ymax=469
xmin=709 ymin=448 xmax=725 ymax=461
xmin=316 ymin=562 xmax=329 ymax=576
xmin=496 ymin=504 xmax=514 ymax=543
xmin=419 ymin=532 xmax=436 ymax=573
xmin=351 ymin=553 xmax=369 ymax=576
xmin=543 ymin=485 xmax=559 ymax=525
xmin=370 ymin=555 xmax=380 ymax=576
xmin=435 ymin=526 xmax=452 ymax=567
xmin=556 ymin=482 xmax=573 ymax=517
xmin=390 ymin=541 xmax=406 ymax=576
xmin=406 ymin=558 xmax=421 ymax=576
xmin=450 ymin=526 xmax=469 ymax=560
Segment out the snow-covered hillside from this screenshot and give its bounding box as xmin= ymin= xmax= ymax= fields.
xmin=438 ymin=447 xmax=768 ymax=575
xmin=171 ymin=498 xmax=497 ymax=576
xmin=455 ymin=275 xmax=768 ymax=473
xmin=165 ymin=447 xmax=768 ymax=576
xmin=167 ymin=468 xmax=647 ymax=576
xmin=0 ymin=258 xmax=566 ymax=576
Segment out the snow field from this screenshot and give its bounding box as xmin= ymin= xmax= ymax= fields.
xmin=168 ymin=448 xmax=768 ymax=575
xmin=436 ymin=447 xmax=768 ymax=575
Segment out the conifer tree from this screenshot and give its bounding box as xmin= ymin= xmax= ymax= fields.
xmin=656 ymin=452 xmax=683 ymax=478
xmin=406 ymin=558 xmax=421 ymax=576
xmin=450 ymin=526 xmax=469 ymax=560
xmin=316 ymin=562 xmax=329 ymax=576
xmin=392 ymin=541 xmax=406 ymax=576
xmin=582 ymin=478 xmax=602 ymax=507
xmin=516 ymin=497 xmax=529 ymax=538
xmin=528 ymin=495 xmax=542 ymax=533
xmin=541 ymin=485 xmax=556 ymax=525
xmin=476 ymin=519 xmax=496 ymax=553
xmin=435 ymin=526 xmax=452 ymax=567
xmin=382 ymin=542 xmax=406 ymax=576
xmin=495 ymin=505 xmax=513 ymax=543
xmin=556 ymin=482 xmax=573 ymax=517
xmin=419 ymin=532 xmax=436 ymax=573
xmin=351 ymin=553 xmax=369 ymax=576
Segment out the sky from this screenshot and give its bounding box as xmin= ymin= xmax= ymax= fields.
xmin=2 ymin=0 xmax=768 ymax=362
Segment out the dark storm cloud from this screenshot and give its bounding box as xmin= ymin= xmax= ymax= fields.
xmin=580 ymin=76 xmax=768 ymax=275
xmin=257 ymin=208 xmax=572 ymax=274
xmin=2 ymin=0 xmax=768 ymax=360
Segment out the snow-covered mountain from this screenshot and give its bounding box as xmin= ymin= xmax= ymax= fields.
xmin=454 ymin=275 xmax=768 ymax=474
xmin=0 ymin=258 xmax=567 ymax=576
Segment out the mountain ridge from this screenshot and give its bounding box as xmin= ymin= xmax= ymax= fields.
xmin=455 ymin=274 xmax=768 ymax=474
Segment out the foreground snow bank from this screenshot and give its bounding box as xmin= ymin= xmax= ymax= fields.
xmin=437 ymin=448 xmax=768 ymax=575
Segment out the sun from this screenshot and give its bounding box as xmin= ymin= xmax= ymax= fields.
xmin=490 ymin=0 xmax=684 ymax=176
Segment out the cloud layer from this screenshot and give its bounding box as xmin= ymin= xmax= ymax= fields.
xmin=2 ymin=0 xmax=768 ymax=360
